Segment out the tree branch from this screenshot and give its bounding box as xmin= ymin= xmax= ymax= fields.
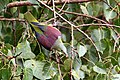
xmin=56 ymin=7 xmax=108 ymax=24
xmin=7 ymin=0 xmax=91 ymax=8
xmin=7 ymin=1 xmax=36 ymax=8
xmin=0 ymin=17 xmax=25 ymax=22
xmin=76 ymin=23 xmax=120 ymax=28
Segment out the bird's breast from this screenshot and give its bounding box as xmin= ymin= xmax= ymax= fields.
xmin=35 ymin=26 xmax=61 ymax=50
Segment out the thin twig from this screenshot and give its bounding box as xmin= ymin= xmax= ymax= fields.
xmin=71 ymin=26 xmax=74 ymax=59
xmin=0 ymin=51 xmax=8 ymax=58
xmin=45 ymin=13 xmax=64 ymax=23
xmin=55 ymin=51 xmax=63 ymax=80
xmin=52 ymin=0 xmax=57 ymax=23
xmin=58 ymin=2 xmax=67 ymax=13
xmin=70 ymin=25 xmax=74 ymax=80
xmin=0 ymin=51 xmax=22 ymax=60
xmin=8 ymin=52 xmax=22 ymax=60
xmin=54 ymin=23 xmax=120 ymax=30
xmin=82 ymin=57 xmax=95 ymax=65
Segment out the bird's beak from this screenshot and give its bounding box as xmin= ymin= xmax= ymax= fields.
xmin=52 ymin=36 xmax=68 ymax=57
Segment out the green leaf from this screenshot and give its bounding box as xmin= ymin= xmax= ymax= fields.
xmin=28 ymin=0 xmax=39 ymax=4
xmin=81 ymin=65 xmax=91 ymax=74
xmin=66 ymin=4 xmax=79 ymax=19
xmin=72 ymin=69 xmax=85 ymax=80
xmin=103 ymin=0 xmax=117 ymax=21
xmin=61 ymin=28 xmax=71 ymax=43
xmin=91 ymin=29 xmax=108 ymax=53
xmin=52 ymin=74 xmax=61 ymax=80
xmin=93 ymin=66 xmax=106 ymax=74
xmin=104 ymin=9 xmax=117 ymax=22
xmin=15 ymin=40 xmax=35 ymax=59
xmin=118 ymin=57 xmax=120 ymax=66
xmin=1 ymin=65 xmax=11 ymax=80
xmin=110 ymin=29 xmax=119 ymax=44
xmin=42 ymin=62 xmax=57 ymax=79
xmin=87 ymin=3 xmax=101 ymax=16
xmin=64 ymin=59 xmax=72 ymax=71
xmin=95 ymin=74 xmax=106 ymax=80
xmin=91 ymin=29 xmax=104 ymax=42
xmin=80 ymin=5 xmax=89 ymax=15
xmin=77 ymin=44 xmax=87 ymax=57
xmin=24 ymin=60 xmax=45 ymax=79
xmin=111 ymin=52 xmax=119 ymax=66
xmin=23 ymin=68 xmax=33 ymax=80
xmin=95 ymin=39 xmax=107 ymax=54
xmin=88 ymin=45 xmax=98 ymax=63
xmin=16 ymin=66 xmax=22 ymax=76
xmin=0 ymin=0 xmax=9 ymax=12
xmin=73 ymin=57 xmax=82 ymax=71
xmin=111 ymin=74 xmax=120 ymax=80
xmin=19 ymin=13 xmax=24 ymax=19
xmin=10 ymin=7 xmax=17 ymax=14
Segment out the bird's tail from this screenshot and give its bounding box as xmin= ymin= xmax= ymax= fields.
xmin=24 ymin=12 xmax=43 ymax=34
xmin=24 ymin=12 xmax=38 ymax=23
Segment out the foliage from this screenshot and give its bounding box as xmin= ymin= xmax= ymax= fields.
xmin=0 ymin=0 xmax=120 ymax=80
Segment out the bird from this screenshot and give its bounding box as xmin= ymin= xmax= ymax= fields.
xmin=24 ymin=12 xmax=68 ymax=57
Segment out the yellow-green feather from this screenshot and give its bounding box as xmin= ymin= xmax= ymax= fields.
xmin=24 ymin=12 xmax=43 ymax=34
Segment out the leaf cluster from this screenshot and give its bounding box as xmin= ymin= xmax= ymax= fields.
xmin=0 ymin=0 xmax=120 ymax=80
